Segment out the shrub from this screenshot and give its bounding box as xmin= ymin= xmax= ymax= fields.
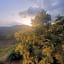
xmin=8 ymin=51 xmax=23 ymax=62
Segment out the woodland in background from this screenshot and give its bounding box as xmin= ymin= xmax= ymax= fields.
xmin=1 ymin=10 xmax=64 ymax=64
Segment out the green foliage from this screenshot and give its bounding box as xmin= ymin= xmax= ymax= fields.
xmin=8 ymin=51 xmax=23 ymax=62
xmin=55 ymin=15 xmax=64 ymax=25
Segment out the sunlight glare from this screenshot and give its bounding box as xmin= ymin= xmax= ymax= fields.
xmin=15 ymin=15 xmax=32 ymax=26
xmin=21 ymin=17 xmax=32 ymax=26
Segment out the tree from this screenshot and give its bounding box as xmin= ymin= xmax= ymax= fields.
xmin=31 ymin=10 xmax=51 ymax=35
xmin=32 ymin=10 xmax=51 ymax=26
xmin=55 ymin=15 xmax=64 ymax=25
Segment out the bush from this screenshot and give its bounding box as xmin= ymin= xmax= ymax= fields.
xmin=8 ymin=51 xmax=23 ymax=62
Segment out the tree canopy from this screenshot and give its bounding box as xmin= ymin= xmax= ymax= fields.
xmin=32 ymin=10 xmax=51 ymax=26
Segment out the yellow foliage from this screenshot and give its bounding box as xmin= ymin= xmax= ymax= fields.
xmin=55 ymin=53 xmax=63 ymax=64
xmin=42 ymin=47 xmax=52 ymax=56
xmin=15 ymin=43 xmax=24 ymax=54
xmin=14 ymin=32 xmax=22 ymax=41
xmin=39 ymin=57 xmax=47 ymax=64
xmin=62 ymin=44 xmax=64 ymax=51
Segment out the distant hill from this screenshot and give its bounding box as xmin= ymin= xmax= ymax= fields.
xmin=0 ymin=25 xmax=30 ymax=48
xmin=0 ymin=25 xmax=30 ymax=35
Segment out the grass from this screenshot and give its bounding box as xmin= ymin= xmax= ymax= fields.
xmin=0 ymin=44 xmax=17 ymax=61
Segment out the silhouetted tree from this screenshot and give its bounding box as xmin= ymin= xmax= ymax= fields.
xmin=32 ymin=10 xmax=51 ymax=26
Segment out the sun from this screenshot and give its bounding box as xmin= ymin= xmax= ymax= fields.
xmin=21 ymin=17 xmax=32 ymax=26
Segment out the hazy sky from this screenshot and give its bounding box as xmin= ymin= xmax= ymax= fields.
xmin=0 ymin=0 xmax=64 ymax=26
